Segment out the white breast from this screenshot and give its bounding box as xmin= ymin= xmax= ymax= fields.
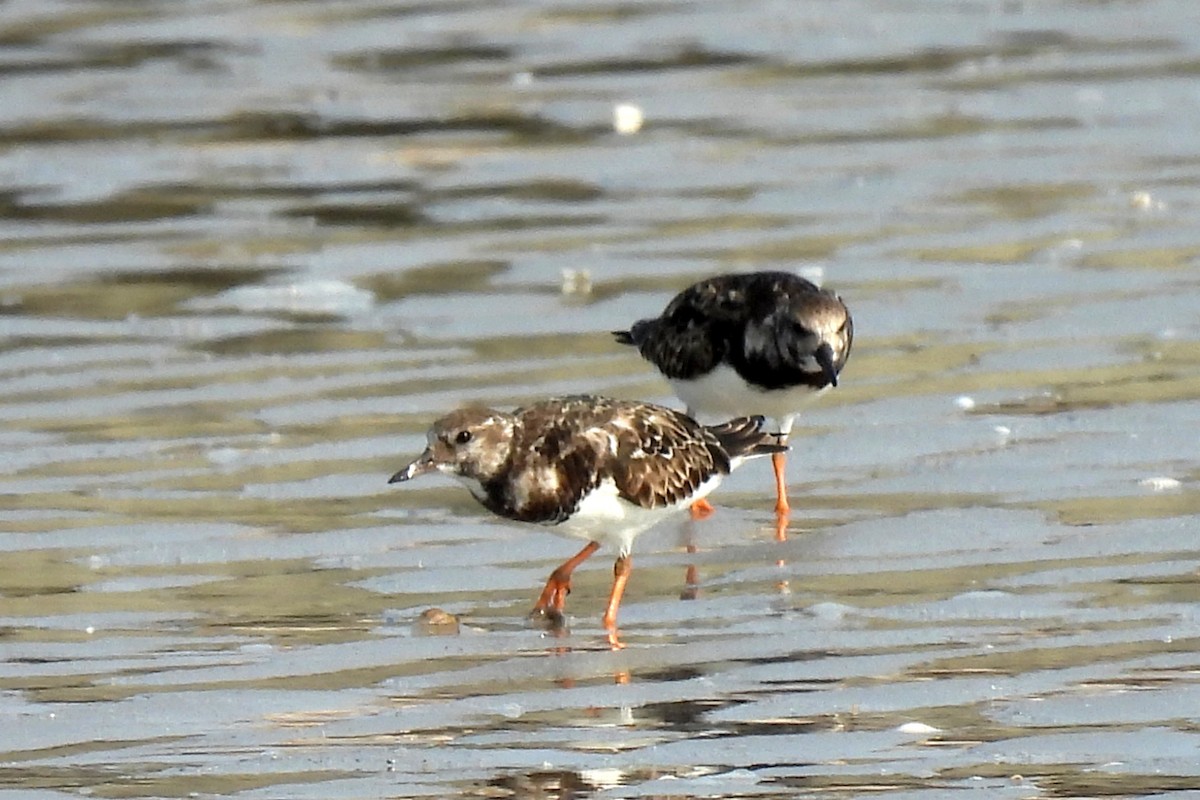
xmin=669 ymin=365 xmax=828 ymax=436
xmin=552 ymin=474 xmax=723 ymax=556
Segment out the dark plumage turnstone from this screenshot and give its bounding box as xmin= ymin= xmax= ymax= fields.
xmin=614 ymin=271 xmax=852 ymax=516
xmin=389 ymin=394 xmax=784 ymax=644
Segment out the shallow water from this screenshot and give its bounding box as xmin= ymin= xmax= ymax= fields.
xmin=1 ymin=0 xmax=1199 ymax=797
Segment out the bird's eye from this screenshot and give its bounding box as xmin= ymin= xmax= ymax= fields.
xmin=455 ymin=430 xmax=472 ymax=445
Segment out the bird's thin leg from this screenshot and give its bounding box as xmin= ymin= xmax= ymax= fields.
xmin=682 ymin=540 xmax=700 ymax=600
xmin=772 ymin=450 xmax=790 ymax=517
xmin=532 ymin=540 xmax=600 ymax=617
xmin=686 ymin=406 xmax=717 ymax=519
xmin=773 ymin=417 xmax=795 ymax=518
xmin=601 ymin=554 xmax=632 ymax=649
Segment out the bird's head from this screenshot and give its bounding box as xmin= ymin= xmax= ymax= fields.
xmin=389 ymin=408 xmax=516 ymax=485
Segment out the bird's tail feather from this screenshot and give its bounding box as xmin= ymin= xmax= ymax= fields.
xmin=706 ymin=416 xmax=787 ymax=459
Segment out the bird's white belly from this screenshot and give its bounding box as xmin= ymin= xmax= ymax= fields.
xmin=552 ymin=476 xmax=721 ymax=555
xmin=669 ymin=365 xmax=829 ymax=435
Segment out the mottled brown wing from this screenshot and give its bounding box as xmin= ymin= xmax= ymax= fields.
xmin=605 ymin=405 xmax=727 ymax=509
xmin=498 ymin=397 xmax=612 ymax=523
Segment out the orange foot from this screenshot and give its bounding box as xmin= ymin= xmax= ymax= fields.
xmin=773 ymin=508 xmax=789 ymax=591
xmin=530 ymin=541 xmax=600 ymax=627
xmin=690 ymin=498 xmax=716 ymax=520
xmin=774 ymin=510 xmax=789 ymax=543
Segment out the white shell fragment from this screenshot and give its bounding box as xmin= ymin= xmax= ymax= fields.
xmin=1129 ymin=190 xmax=1165 ymax=211
xmin=1139 ymin=476 xmax=1181 ymax=492
xmin=613 ymin=102 xmax=644 ymax=135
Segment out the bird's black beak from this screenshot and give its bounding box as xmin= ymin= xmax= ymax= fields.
xmin=815 ymin=342 xmax=839 ymax=387
xmin=388 ymin=449 xmax=436 ymax=483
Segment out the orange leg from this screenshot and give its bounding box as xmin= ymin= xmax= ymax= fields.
xmin=601 ymin=554 xmax=632 ymax=649
xmin=532 ymin=541 xmax=600 ymax=618
xmin=771 ymin=438 xmax=791 ymax=589
xmin=772 ymin=450 xmax=790 ymax=517
xmin=686 ymin=405 xmax=717 ymax=520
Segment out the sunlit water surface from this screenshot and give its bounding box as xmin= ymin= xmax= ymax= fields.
xmin=1 ymin=1 xmax=1199 ymax=798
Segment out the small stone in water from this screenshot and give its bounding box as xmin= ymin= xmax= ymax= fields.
xmin=415 ymin=607 xmax=460 ymax=636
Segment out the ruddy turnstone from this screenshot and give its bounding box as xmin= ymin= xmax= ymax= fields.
xmin=614 ymin=271 xmax=852 ymax=516
xmin=388 ymin=394 xmax=784 ymax=644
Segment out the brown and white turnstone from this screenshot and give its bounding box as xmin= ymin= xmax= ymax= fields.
xmin=614 ymin=271 xmax=852 ymax=517
xmin=388 ymin=394 xmax=784 ymax=644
